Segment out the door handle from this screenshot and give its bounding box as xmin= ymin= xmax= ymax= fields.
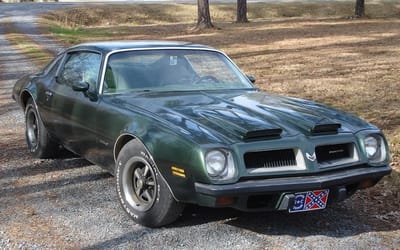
xmin=45 ymin=90 xmax=53 ymax=102
xmin=45 ymin=90 xmax=53 ymax=97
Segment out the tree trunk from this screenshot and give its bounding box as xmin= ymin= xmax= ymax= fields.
xmin=196 ymin=0 xmax=214 ymax=29
xmin=355 ymin=0 xmax=365 ymax=17
xmin=236 ymin=0 xmax=248 ymax=23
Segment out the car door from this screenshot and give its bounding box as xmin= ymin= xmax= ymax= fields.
xmin=47 ymin=50 xmax=102 ymax=160
xmin=35 ymin=54 xmax=65 ymax=135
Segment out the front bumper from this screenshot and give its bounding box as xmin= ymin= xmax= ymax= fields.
xmin=194 ymin=165 xmax=391 ymax=211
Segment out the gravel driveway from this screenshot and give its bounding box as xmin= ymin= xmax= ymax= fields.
xmin=0 ymin=3 xmax=399 ymax=249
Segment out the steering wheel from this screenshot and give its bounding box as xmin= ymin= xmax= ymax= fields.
xmin=193 ymin=75 xmax=219 ymax=85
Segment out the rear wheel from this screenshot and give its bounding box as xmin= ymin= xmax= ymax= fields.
xmin=116 ymin=140 xmax=184 ymax=227
xmin=25 ymin=98 xmax=60 ymax=158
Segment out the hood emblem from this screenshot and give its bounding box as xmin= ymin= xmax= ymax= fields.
xmin=306 ymin=152 xmax=317 ymax=162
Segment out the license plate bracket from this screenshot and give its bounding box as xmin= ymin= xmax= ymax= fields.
xmin=289 ymin=189 xmax=329 ymax=213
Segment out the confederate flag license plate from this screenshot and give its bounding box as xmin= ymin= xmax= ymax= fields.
xmin=289 ymin=189 xmax=329 ymax=213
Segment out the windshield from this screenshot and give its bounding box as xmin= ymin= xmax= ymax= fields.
xmin=103 ymin=49 xmax=254 ymax=93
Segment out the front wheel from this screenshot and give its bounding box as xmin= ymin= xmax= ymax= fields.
xmin=116 ymin=140 xmax=184 ymax=227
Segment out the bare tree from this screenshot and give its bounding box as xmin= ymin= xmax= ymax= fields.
xmin=196 ymin=0 xmax=214 ymax=29
xmin=355 ymin=0 xmax=365 ymax=17
xmin=237 ymin=0 xmax=248 ymax=23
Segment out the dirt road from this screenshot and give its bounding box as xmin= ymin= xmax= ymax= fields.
xmin=0 ymin=3 xmax=399 ymax=249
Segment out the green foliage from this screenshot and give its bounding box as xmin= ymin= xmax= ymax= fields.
xmin=48 ymin=25 xmax=112 ymax=44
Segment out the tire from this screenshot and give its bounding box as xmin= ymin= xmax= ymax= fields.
xmin=25 ymin=98 xmax=59 ymax=158
xmin=116 ymin=140 xmax=184 ymax=228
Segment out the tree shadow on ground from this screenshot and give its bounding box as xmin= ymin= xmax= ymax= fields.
xmin=0 ymin=157 xmax=91 ymax=180
xmin=81 ymin=229 xmax=152 ymax=250
xmin=0 ymin=170 xmax=111 ymax=198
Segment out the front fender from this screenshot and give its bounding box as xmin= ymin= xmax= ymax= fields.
xmin=120 ymin=122 xmax=209 ymax=204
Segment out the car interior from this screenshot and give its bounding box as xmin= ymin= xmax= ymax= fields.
xmin=104 ymin=54 xmax=198 ymax=92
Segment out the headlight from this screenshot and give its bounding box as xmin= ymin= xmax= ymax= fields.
xmin=364 ymin=136 xmax=378 ymax=158
xmin=205 ymin=149 xmax=236 ymax=181
xmin=205 ymin=150 xmax=226 ymax=177
xmin=363 ymin=135 xmax=387 ymax=164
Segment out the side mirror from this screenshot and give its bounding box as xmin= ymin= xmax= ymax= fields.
xmin=72 ymin=82 xmax=90 ymax=92
xmin=247 ymin=75 xmax=256 ymax=83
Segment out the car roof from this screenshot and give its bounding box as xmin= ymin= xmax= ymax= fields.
xmin=67 ymin=40 xmax=215 ymax=54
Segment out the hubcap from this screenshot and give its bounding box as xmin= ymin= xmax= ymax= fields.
xmin=26 ymin=110 xmax=38 ymax=149
xmin=122 ymin=158 xmax=156 ymax=212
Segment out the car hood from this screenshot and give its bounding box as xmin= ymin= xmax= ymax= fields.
xmin=111 ymin=90 xmax=375 ymax=144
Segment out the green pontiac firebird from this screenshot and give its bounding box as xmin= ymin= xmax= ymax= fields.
xmin=12 ymin=41 xmax=391 ymax=227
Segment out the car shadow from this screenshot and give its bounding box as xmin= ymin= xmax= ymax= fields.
xmin=171 ymin=187 xmax=400 ymax=237
xmin=82 ymin=195 xmax=399 ymax=250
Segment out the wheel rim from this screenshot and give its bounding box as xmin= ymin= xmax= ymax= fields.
xmin=122 ymin=158 xmax=156 ymax=212
xmin=26 ymin=109 xmax=39 ymax=149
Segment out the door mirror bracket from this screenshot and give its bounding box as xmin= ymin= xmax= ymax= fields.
xmin=72 ymin=82 xmax=90 ymax=92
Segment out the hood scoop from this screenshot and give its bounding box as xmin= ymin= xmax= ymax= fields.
xmin=243 ymin=128 xmax=282 ymax=141
xmin=195 ymin=108 xmax=283 ymax=141
xmin=311 ymin=123 xmax=341 ymax=135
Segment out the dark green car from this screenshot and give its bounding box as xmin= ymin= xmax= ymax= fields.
xmin=12 ymin=41 xmax=391 ymax=227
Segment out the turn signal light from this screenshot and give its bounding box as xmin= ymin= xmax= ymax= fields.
xmin=171 ymin=166 xmax=186 ymax=178
xmin=359 ymin=179 xmax=376 ymax=189
xmin=216 ymin=196 xmax=235 ymax=206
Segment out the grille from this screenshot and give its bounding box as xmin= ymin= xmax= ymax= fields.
xmin=316 ymin=143 xmax=353 ymax=164
xmin=244 ymin=149 xmax=296 ymax=169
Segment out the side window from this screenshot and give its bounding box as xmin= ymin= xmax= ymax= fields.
xmin=43 ymin=54 xmax=63 ymax=75
xmin=58 ymin=51 xmax=101 ymax=92
xmin=47 ymin=56 xmax=62 ymax=76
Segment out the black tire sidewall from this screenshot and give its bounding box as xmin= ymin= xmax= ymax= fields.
xmin=25 ymin=100 xmax=46 ymax=157
xmin=116 ymin=140 xmax=181 ymax=227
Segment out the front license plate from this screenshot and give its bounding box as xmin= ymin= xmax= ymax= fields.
xmin=289 ymin=189 xmax=329 ymax=213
